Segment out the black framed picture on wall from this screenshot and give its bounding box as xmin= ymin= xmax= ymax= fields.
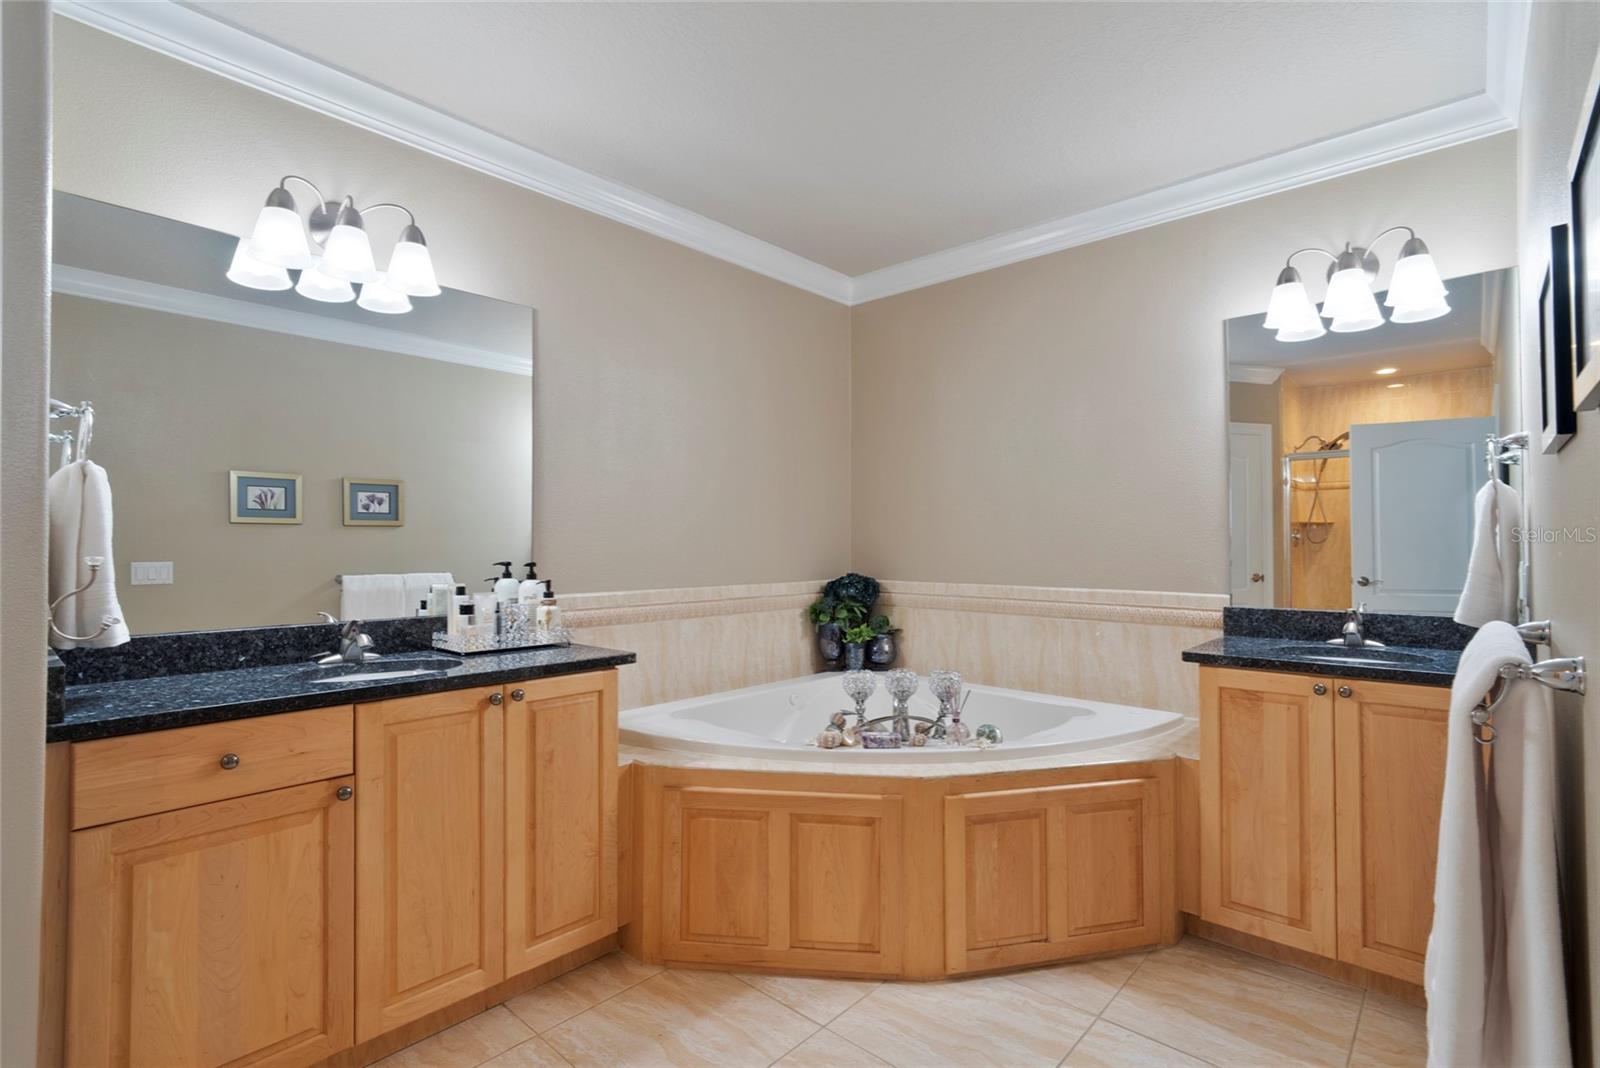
xmin=1540 ymin=225 xmax=1577 ymax=453
xmin=1570 ymin=48 xmax=1600 ymax=411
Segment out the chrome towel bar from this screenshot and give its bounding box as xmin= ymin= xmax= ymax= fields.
xmin=1472 ymin=620 xmax=1585 ymax=744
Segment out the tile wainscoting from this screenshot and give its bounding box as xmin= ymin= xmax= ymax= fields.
xmin=564 ymin=580 xmax=1225 ymax=715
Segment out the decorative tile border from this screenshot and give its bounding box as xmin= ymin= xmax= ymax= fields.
xmin=561 ymin=578 xmax=1226 ymax=630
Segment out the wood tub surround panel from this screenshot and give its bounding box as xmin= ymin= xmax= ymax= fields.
xmin=944 ymin=777 xmax=1165 ymax=973
xmin=504 ymin=672 xmax=619 ymax=975
xmin=662 ymin=785 xmax=906 ymax=975
xmin=634 ymin=761 xmax=1176 ymax=980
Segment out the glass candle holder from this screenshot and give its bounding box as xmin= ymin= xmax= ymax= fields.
xmin=841 ymin=670 xmax=877 ymax=727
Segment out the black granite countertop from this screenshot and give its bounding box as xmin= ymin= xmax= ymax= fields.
xmin=1181 ymin=635 xmax=1459 ymax=687
xmin=1179 ymin=606 xmax=1470 ymax=688
xmin=51 ymin=643 xmax=636 ymax=743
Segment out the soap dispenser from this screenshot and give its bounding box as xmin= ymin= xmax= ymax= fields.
xmin=535 ymin=581 xmax=561 ymax=631
xmin=518 ymin=562 xmax=544 ymax=605
xmin=491 ymin=562 xmax=519 ymax=603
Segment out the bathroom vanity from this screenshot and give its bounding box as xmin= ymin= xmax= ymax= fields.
xmin=1182 ymin=608 xmax=1461 ymax=988
xmin=44 ymin=640 xmax=633 ymax=1068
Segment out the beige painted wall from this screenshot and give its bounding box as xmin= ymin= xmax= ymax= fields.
xmin=50 ymin=19 xmax=853 ymax=596
xmin=851 ymin=134 xmax=1517 ymax=592
xmin=1 ymin=4 xmax=51 ymax=1062
xmin=51 ymin=294 xmax=534 ymax=633
xmin=1516 ymin=4 xmax=1600 ymax=1057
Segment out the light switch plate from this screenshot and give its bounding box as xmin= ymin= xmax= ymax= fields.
xmin=130 ymin=561 xmax=173 ymax=586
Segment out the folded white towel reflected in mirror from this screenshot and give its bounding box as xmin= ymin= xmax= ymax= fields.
xmin=339 ymin=572 xmax=452 ymax=620
xmin=1453 ymin=478 xmax=1520 ymax=627
xmin=47 ymin=459 xmax=130 ymax=650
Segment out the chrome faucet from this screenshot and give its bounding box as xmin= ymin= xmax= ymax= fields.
xmin=313 ymin=612 xmax=380 ymax=665
xmin=1329 ymin=602 xmax=1385 ymax=649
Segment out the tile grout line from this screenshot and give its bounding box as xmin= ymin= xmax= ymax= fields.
xmin=818 ymin=1024 xmax=894 ymax=1066
xmin=731 ymin=971 xmax=882 ymax=1027
xmin=1061 ymin=948 xmax=1232 ymax=1068
xmin=1345 ymin=988 xmax=1369 ymax=1068
xmin=503 ymin=958 xmax=665 ymax=1039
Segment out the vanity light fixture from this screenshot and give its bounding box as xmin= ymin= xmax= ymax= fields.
xmin=229 ymin=175 xmax=441 ymax=313
xmin=1374 ymin=367 xmax=1399 ymax=375
xmin=1264 ymin=227 xmax=1450 ymax=342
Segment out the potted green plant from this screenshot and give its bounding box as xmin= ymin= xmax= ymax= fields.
xmin=808 ymin=573 xmax=883 ymax=670
xmin=841 ymin=622 xmax=877 ymax=671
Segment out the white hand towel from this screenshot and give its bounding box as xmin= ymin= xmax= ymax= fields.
xmin=47 ymin=460 xmax=130 ymax=650
xmin=402 ymin=572 xmax=453 ymax=615
xmin=1426 ymin=620 xmax=1571 ymax=1067
xmin=338 ymin=574 xmax=409 ymax=620
xmin=1454 ymin=479 xmax=1520 ymax=627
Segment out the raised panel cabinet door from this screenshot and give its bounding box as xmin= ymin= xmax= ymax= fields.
xmin=504 ymin=671 xmax=619 ymax=975
xmin=66 ymin=777 xmax=355 ymax=1068
xmin=943 ymin=777 xmax=1164 ymax=973
xmin=1334 ymin=679 xmax=1450 ymax=983
xmin=354 ymin=689 xmax=505 ymax=1042
xmin=662 ymin=786 xmax=904 ymax=975
xmin=1199 ymin=667 xmax=1337 ymax=956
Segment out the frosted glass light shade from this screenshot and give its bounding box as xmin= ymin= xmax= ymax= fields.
xmin=1322 ymin=267 xmax=1384 ymax=332
xmin=1264 ymin=275 xmax=1318 ymax=331
xmin=225 ymin=237 xmax=292 ymax=291
xmin=386 ymin=227 xmax=441 ymax=296
xmin=321 ymin=222 xmax=379 ymax=282
xmin=246 ymin=204 xmax=312 ymax=269
xmin=294 ymin=262 xmax=355 ymax=303
xmin=356 ymin=275 xmax=413 ymax=314
xmin=1385 ymin=250 xmax=1447 ymax=309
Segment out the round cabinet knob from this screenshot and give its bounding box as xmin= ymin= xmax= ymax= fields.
xmin=1338 ymin=685 xmax=1353 ymax=699
xmin=1312 ymin=683 xmax=1327 ymax=696
xmin=488 ymin=692 xmax=504 ymax=705
xmin=219 ymin=753 xmax=240 ymax=770
xmin=336 ymin=785 xmax=354 ymax=801
xmin=510 ymin=689 xmax=525 ymax=702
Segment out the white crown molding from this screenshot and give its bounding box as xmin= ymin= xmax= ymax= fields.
xmin=58 ymin=0 xmax=1521 ymax=309
xmin=1485 ymin=0 xmax=1532 ymax=124
xmin=850 ymin=94 xmax=1513 ymax=304
xmin=52 ymin=0 xmax=855 ymax=305
xmin=1227 ymin=365 xmax=1284 ymax=386
xmin=53 ymin=264 xmax=534 ymax=376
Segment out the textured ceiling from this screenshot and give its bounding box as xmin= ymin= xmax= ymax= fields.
xmin=192 ymin=1 xmax=1489 ymax=276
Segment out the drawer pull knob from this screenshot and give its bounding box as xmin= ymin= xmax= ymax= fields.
xmin=336 ymin=785 xmax=353 ymax=801
xmin=1338 ymin=685 xmax=1353 ymax=699
xmin=219 ymin=753 xmax=240 ymax=770
xmin=510 ymin=688 xmax=525 ymax=702
xmin=488 ymin=692 xmax=504 ymax=705
xmin=1312 ymin=683 xmax=1327 ymax=696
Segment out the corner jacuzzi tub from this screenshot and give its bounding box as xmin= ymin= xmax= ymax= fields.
xmin=620 ymin=672 xmax=1185 ymax=763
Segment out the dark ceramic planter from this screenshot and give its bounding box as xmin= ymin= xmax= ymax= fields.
xmin=867 ymin=633 xmax=896 ymax=667
xmin=844 ymin=642 xmax=866 ymax=671
xmin=817 ymin=622 xmax=843 ymax=666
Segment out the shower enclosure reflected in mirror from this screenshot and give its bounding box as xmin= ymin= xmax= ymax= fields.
xmin=1224 ymin=267 xmax=1522 ymax=616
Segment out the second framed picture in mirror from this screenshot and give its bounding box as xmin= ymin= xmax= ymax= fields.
xmin=1223 ymin=267 xmax=1518 ymax=616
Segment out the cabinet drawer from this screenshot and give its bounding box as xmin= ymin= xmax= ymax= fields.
xmin=71 ymin=707 xmax=353 ymax=829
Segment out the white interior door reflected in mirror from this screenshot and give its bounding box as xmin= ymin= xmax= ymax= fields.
xmin=1348 ymin=416 xmax=1493 ymax=613
xmin=1228 ymin=422 xmax=1274 ymax=607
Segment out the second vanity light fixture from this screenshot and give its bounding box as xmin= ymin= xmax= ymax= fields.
xmin=225 ymin=175 xmax=441 ymax=314
xmin=1263 ymin=226 xmax=1449 ymax=342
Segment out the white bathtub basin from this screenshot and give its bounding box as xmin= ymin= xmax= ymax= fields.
xmin=620 ymin=673 xmax=1185 ymax=763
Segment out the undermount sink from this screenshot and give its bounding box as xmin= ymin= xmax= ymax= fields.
xmin=303 ymin=655 xmax=464 ymax=684
xmin=1275 ymin=642 xmax=1433 ymax=667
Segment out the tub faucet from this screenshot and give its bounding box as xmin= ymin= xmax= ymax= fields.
xmin=313 ymin=612 xmax=380 ymax=664
xmin=1329 ymin=602 xmax=1385 ymax=649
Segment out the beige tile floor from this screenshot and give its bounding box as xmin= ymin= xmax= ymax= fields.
xmin=368 ymin=937 xmax=1427 ymax=1068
